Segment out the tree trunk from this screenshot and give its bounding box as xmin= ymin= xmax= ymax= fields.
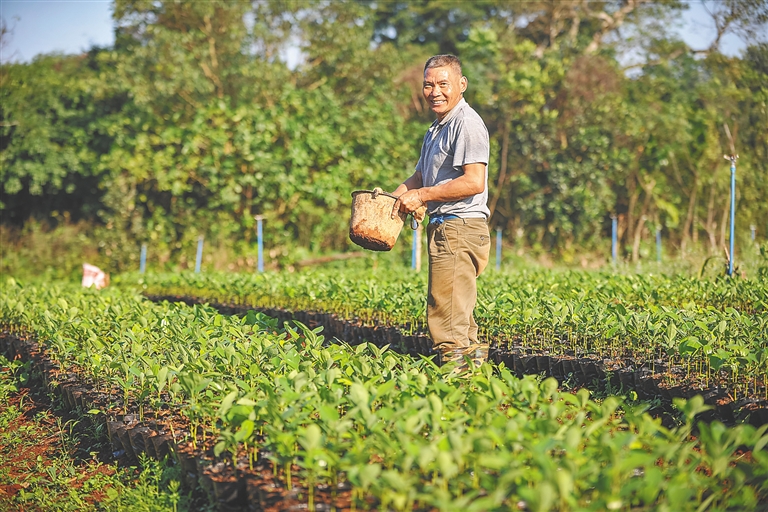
xmin=244 ymin=183 xmax=253 ymax=243
xmin=681 ymin=173 xmax=698 ymax=255
xmin=718 ymin=198 xmax=729 ymax=252
xmin=632 ymin=179 xmax=655 ymax=262
xmin=489 ymin=116 xmax=511 ymax=220
xmin=626 ymin=172 xmax=639 ymax=258
xmin=692 ymin=212 xmax=700 ymax=247
xmin=705 ymin=181 xmax=718 ymax=252
xmin=625 ymin=142 xmax=649 ymax=257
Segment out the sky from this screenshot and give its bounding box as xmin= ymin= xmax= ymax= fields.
xmin=0 ymin=0 xmax=750 ymax=65
xmin=1 ymin=1 xmax=114 ymax=63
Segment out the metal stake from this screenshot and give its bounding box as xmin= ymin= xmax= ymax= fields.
xmin=195 ymin=236 xmax=204 ymax=273
xmin=724 ymin=154 xmax=738 ymax=276
xmin=255 ymin=216 xmax=264 ymax=273
xmin=140 ymin=243 xmax=147 ymax=273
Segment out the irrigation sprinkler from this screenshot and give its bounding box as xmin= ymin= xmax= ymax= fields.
xmin=255 ymin=216 xmax=264 ymax=273
xmin=140 ymin=244 xmax=147 ymax=274
xmin=496 ymin=227 xmax=502 ymax=270
xmin=195 ymin=236 xmax=204 ymax=273
xmin=611 ymin=215 xmax=618 ymax=265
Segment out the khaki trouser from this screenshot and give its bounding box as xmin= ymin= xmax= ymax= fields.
xmin=426 ymin=218 xmax=490 ymax=351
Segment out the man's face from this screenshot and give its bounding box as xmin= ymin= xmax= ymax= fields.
xmin=423 ymin=66 xmax=467 ymax=121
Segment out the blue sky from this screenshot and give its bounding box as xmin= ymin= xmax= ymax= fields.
xmin=0 ymin=0 xmax=748 ymax=65
xmin=1 ymin=1 xmax=114 ymax=63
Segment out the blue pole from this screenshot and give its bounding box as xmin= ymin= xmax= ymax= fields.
xmin=611 ymin=216 xmax=618 ymax=264
xmin=656 ymin=228 xmax=662 ymax=263
xmin=496 ymin=227 xmax=502 ymax=270
xmin=411 ymin=228 xmax=417 ymax=269
xmin=257 ymin=216 xmax=264 ymax=273
xmin=140 ymin=243 xmax=147 ymax=273
xmin=195 ymin=236 xmax=204 ymax=273
xmin=751 ymin=224 xmax=756 ymax=242
xmin=728 ymin=157 xmax=736 ymax=276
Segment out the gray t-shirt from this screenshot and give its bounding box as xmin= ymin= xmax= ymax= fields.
xmin=415 ymin=98 xmax=490 ymax=219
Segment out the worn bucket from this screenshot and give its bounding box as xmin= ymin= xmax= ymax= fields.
xmin=349 ymin=189 xmax=411 ymax=251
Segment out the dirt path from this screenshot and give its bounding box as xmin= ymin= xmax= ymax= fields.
xmin=0 ymin=355 xmax=205 ymax=511
xmin=0 ymin=357 xmax=119 ymax=510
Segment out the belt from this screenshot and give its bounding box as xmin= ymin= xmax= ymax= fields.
xmin=428 ymin=214 xmax=461 ymax=226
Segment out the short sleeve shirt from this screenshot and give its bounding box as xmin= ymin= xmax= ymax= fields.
xmin=415 ymin=98 xmax=490 ymax=219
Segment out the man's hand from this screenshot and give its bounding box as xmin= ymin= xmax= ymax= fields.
xmin=412 ymin=205 xmax=427 ymax=223
xmin=392 ymin=189 xmax=425 ymax=219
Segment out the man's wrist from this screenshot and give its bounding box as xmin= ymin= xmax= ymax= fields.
xmin=417 ymin=187 xmax=429 ymax=205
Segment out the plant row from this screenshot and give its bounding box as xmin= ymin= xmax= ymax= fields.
xmin=125 ymin=269 xmax=768 ymax=402
xmin=2 ymin=278 xmax=768 ymax=511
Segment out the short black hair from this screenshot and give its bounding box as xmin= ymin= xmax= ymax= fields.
xmin=424 ymin=54 xmax=462 ymax=76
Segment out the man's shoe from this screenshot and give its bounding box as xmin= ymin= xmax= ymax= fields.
xmin=465 ymin=343 xmax=489 ymax=367
xmin=439 ymin=343 xmax=489 ymax=373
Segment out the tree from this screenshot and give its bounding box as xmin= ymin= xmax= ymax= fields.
xmin=0 ymin=50 xmax=125 ymax=224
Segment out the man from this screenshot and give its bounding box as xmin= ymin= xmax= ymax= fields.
xmin=391 ymin=54 xmax=491 ymax=371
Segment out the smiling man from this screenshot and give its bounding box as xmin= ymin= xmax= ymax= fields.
xmin=391 ymin=54 xmax=491 ymax=372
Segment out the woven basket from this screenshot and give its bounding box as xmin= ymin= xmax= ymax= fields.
xmin=349 ymin=189 xmax=408 ymax=251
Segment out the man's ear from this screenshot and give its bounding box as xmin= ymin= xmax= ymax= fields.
xmin=460 ymin=76 xmax=468 ymax=93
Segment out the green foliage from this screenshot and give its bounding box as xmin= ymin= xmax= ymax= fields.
xmin=3 ymin=280 xmax=767 ymax=510
xmin=0 ymin=51 xmax=123 ymax=223
xmin=127 ymin=267 xmax=768 ymax=403
xmin=1 ymin=0 xmax=766 ymax=267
